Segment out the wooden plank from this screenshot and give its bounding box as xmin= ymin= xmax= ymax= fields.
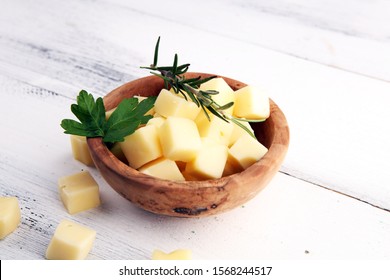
xmin=1 ymin=0 xmax=390 ymax=260
xmin=105 ymin=0 xmax=390 ymax=81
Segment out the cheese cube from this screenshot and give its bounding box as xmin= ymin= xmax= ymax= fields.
xmin=139 ymin=158 xmax=185 ymax=181
xmin=159 ymin=117 xmax=201 ymax=162
xmin=0 ymin=197 xmax=21 ymax=239
xmin=45 ymin=219 xmax=96 ymax=260
xmin=228 ymin=120 xmax=254 ymax=147
xmin=58 ymin=171 xmax=101 ymax=214
xmin=228 ymin=134 xmax=268 ymax=169
xmin=233 ymin=85 xmax=270 ymax=119
xmin=152 ymin=249 xmax=192 ymax=260
xmin=199 ymin=77 xmax=235 ymax=115
xmin=154 ymin=89 xmax=200 ymax=120
xmin=146 ymin=116 xmax=166 ymax=128
xmin=120 ymin=125 xmax=162 ymax=169
xmin=185 ymin=141 xmax=228 ymax=180
xmin=70 ymin=135 xmax=94 ymax=166
xmin=195 ymin=112 xmax=234 ymax=146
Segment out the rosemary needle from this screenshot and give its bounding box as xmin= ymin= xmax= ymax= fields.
xmin=141 ymin=36 xmax=265 ymax=138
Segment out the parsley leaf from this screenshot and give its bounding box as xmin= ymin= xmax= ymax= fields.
xmin=103 ymin=96 xmax=156 ymax=142
xmin=61 ymin=90 xmax=156 ymax=143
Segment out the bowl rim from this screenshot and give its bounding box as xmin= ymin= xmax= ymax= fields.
xmin=87 ymin=73 xmax=289 ymax=190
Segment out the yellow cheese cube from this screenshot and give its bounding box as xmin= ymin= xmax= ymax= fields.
xmin=228 ymin=120 xmax=254 ymax=147
xmin=120 ymin=125 xmax=162 ymax=169
xmin=233 ymin=85 xmax=270 ymax=119
xmin=168 ymin=88 xmax=197 ymax=105
xmin=228 ymin=134 xmax=268 ymax=169
xmin=154 ymin=89 xmax=200 ymax=120
xmin=139 ymin=158 xmax=185 ymax=181
xmin=146 ymin=116 xmax=166 ymax=128
xmin=195 ymin=112 xmax=234 ymax=146
xmin=0 ymin=197 xmax=21 ymax=239
xmin=58 ymin=171 xmax=101 ymax=214
xmin=159 ymin=117 xmax=201 ymax=162
xmin=185 ymin=141 xmax=228 ymax=180
xmin=70 ymin=135 xmax=94 ymax=166
xmin=199 ymin=77 xmax=235 ymax=115
xmin=152 ymin=249 xmax=192 ymax=260
xmin=45 ymin=219 xmax=96 ymax=260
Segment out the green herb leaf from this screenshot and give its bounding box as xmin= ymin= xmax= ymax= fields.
xmin=62 ymin=90 xmax=105 ymax=137
xmin=153 ymin=36 xmax=160 ymax=67
xmin=141 ymin=37 xmax=266 ymax=138
xmin=61 ymin=119 xmax=97 ymax=137
xmin=104 ymin=96 xmax=156 ymax=142
xmin=61 ymin=90 xmax=156 ymax=143
xmin=140 ymin=37 xmax=233 ymax=123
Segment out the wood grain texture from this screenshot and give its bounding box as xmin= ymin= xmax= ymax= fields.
xmin=1 ymin=0 xmax=389 ymax=259
xmin=0 ymin=0 xmax=388 ymax=211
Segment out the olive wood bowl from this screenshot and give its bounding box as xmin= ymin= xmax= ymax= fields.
xmin=87 ymin=73 xmax=289 ymax=217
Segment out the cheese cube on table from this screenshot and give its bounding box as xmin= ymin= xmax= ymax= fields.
xmin=154 ymin=89 xmax=200 ymax=120
xmin=58 ymin=171 xmax=101 ymax=214
xmin=45 ymin=219 xmax=96 ymax=260
xmin=152 ymin=249 xmax=192 ymax=260
xmin=228 ymin=134 xmax=268 ymax=169
xmin=159 ymin=117 xmax=201 ymax=162
xmin=70 ymin=135 xmax=94 ymax=166
xmin=185 ymin=139 xmax=228 ymax=180
xmin=139 ymin=158 xmax=185 ymax=181
xmin=0 ymin=197 xmax=21 ymax=239
xmin=120 ymin=125 xmax=162 ymax=169
xmin=199 ymin=77 xmax=235 ymax=115
xmin=195 ymin=112 xmax=234 ymax=146
xmin=233 ymin=85 xmax=270 ymax=119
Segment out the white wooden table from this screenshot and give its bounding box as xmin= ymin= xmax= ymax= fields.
xmin=1 ymin=0 xmax=389 ymax=260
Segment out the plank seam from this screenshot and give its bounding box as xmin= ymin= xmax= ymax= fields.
xmin=279 ymin=170 xmax=390 ymax=213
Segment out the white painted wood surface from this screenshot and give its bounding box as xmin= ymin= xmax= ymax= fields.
xmin=1 ymin=0 xmax=389 ymax=260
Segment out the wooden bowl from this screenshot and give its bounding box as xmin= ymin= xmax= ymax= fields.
xmin=87 ymin=73 xmax=289 ymax=217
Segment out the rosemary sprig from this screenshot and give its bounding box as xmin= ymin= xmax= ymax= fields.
xmin=141 ymin=37 xmax=265 ymax=138
xmin=141 ymin=37 xmax=232 ymax=123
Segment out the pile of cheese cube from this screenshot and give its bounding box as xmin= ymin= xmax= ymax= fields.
xmin=119 ymin=78 xmax=270 ymax=181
